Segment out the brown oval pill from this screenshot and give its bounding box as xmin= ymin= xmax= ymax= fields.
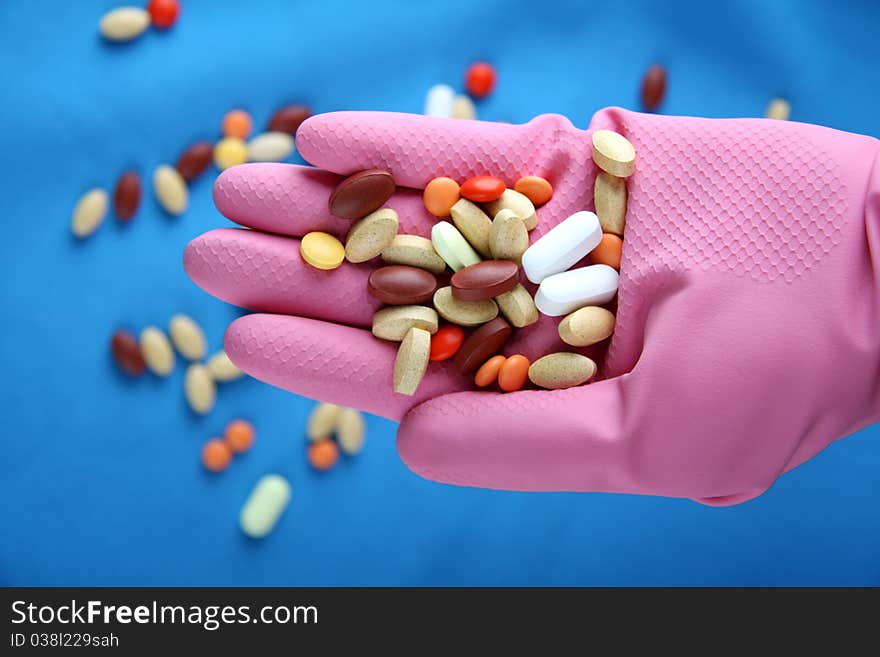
xmin=368 ymin=266 xmax=437 ymax=305
xmin=453 ymin=317 xmax=513 ymax=374
xmin=329 ymin=169 xmax=396 ymax=220
xmin=111 ymin=330 xmax=146 ymax=377
xmin=451 ymin=260 xmax=519 ymax=301
xmin=113 ymin=171 xmax=141 ymax=222
xmin=268 ymin=105 xmax=312 ymax=134
xmin=641 ymin=65 xmax=666 ymax=112
xmin=175 ymin=141 xmax=214 ymax=181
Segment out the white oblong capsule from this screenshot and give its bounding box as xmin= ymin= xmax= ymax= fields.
xmin=521 ymin=211 xmax=602 ymax=284
xmin=71 ymin=188 xmax=108 ymax=239
xmin=424 ymin=84 xmax=455 ymax=118
xmin=534 ymin=264 xmax=619 ymax=316
xmin=240 ymin=475 xmax=291 ymax=539
xmin=247 ymin=131 xmax=295 ymax=162
xmin=431 ymin=221 xmax=480 ymax=272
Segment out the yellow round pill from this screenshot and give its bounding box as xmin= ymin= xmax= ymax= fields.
xmin=300 ymin=231 xmax=345 ymax=270
xmin=214 ymin=137 xmax=248 ymax=170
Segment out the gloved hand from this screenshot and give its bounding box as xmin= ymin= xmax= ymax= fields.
xmin=185 ymin=108 xmax=880 ymax=505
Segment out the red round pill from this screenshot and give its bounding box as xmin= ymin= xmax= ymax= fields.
xmin=147 ymin=0 xmax=180 ymax=29
xmin=465 ymin=62 xmax=496 ymax=98
xmin=460 ymin=176 xmax=505 ymax=203
xmin=429 ymin=325 xmax=465 ymax=362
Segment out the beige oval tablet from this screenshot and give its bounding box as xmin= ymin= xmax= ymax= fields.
xmin=139 ymin=326 xmax=175 ymax=376
xmin=336 ymin=408 xmax=366 ymax=454
xmin=489 ymin=209 xmax=529 ymax=263
xmin=99 ymin=7 xmax=150 ymax=42
xmin=247 ymin=131 xmax=295 ymax=162
xmin=345 ymin=208 xmax=399 ymax=263
xmin=433 ymin=286 xmax=498 ymax=326
xmin=558 ymin=306 xmax=616 ymax=347
xmin=451 ymin=95 xmax=477 ymax=120
xmin=594 ymin=172 xmax=627 ymax=236
xmin=372 ymin=305 xmax=439 ymax=341
xmin=765 ymin=98 xmax=790 ymax=120
xmin=450 ymin=198 xmax=493 ymax=258
xmin=528 ymin=352 xmax=597 ymax=389
xmin=591 ymin=130 xmax=636 ymax=178
xmin=393 ymin=327 xmax=431 ymax=395
xmin=71 ymin=188 xmax=108 ymax=239
xmin=484 ymin=189 xmax=537 ymax=231
xmin=495 ymin=284 xmax=539 ymax=328
xmin=169 ymin=314 xmax=207 ymax=360
xmin=240 ymin=474 xmax=291 ymax=539
xmin=206 ymin=350 xmax=244 ymax=382
xmin=184 ymin=363 xmax=216 ymax=414
xmin=306 ymin=402 xmax=341 ymax=442
xmin=153 ymin=164 xmax=189 ymax=216
xmin=381 ymin=234 xmax=447 ymax=274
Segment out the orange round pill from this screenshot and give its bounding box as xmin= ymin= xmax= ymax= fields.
xmin=514 ymin=176 xmax=553 ymax=206
xmin=590 ymin=233 xmax=623 ymax=270
xmin=423 ymin=177 xmax=460 ymax=217
xmin=474 ymin=355 xmax=506 ymax=387
xmin=224 ymin=419 xmax=255 ymax=454
xmin=498 ymin=354 xmax=530 ymax=392
xmin=202 ymin=438 xmax=232 ymax=472
xmin=465 ymin=62 xmax=496 ymax=98
xmin=222 ymin=110 xmax=253 ymax=139
xmin=307 ymin=439 xmax=339 ymax=471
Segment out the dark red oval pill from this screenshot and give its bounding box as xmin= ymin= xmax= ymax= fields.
xmin=111 ymin=330 xmax=146 ymax=377
xmin=268 ymin=105 xmax=312 ymax=134
xmin=641 ymin=65 xmax=667 ymax=112
xmin=175 ymin=141 xmax=214 ymax=181
xmin=451 ymin=260 xmax=519 ymax=301
xmin=453 ymin=317 xmax=513 ymax=374
xmin=329 ymin=169 xmax=396 ymax=220
xmin=368 ymin=266 xmax=438 ymax=305
xmin=113 ymin=171 xmax=141 ymax=222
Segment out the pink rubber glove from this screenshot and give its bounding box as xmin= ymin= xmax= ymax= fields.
xmin=185 ymin=108 xmax=880 ymax=505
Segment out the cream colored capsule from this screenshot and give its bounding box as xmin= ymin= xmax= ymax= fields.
xmin=247 ymin=131 xmax=295 ymax=162
xmin=139 ymin=326 xmax=175 ymax=376
xmin=558 ymin=307 xmax=616 ymax=347
xmin=594 ymin=172 xmax=627 ymax=236
xmin=372 ymin=305 xmax=439 ymax=341
xmin=393 ymin=327 xmax=431 ymax=395
xmin=451 ymin=95 xmax=477 ymax=120
xmin=495 ymin=284 xmax=539 ymax=328
xmin=184 ymin=364 xmax=216 ymax=415
xmin=345 ymin=208 xmax=399 ymax=263
xmin=71 ymin=188 xmax=108 ymax=239
xmin=433 ymin=286 xmax=498 ymax=327
xmin=381 ymin=235 xmax=447 ymax=274
xmin=528 ymin=352 xmax=597 ymax=389
xmin=591 ymin=130 xmax=636 ymax=178
xmin=206 ymin=350 xmax=244 ymax=382
xmin=484 ymin=189 xmax=537 ymax=231
xmin=153 ymin=165 xmax=188 ymax=216
xmin=240 ymin=474 xmax=291 ymax=539
xmin=99 ymin=7 xmax=150 ymax=42
xmin=306 ymin=403 xmax=341 ymax=442
xmin=169 ymin=314 xmax=207 ymax=360
xmin=765 ymin=98 xmax=791 ymax=120
xmin=336 ymin=408 xmax=365 ymax=455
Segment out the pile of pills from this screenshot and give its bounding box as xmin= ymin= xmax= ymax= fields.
xmin=298 ymin=128 xmax=635 ymax=396
xmin=98 ymin=0 xmax=180 ymax=43
xmin=109 ymin=314 xmax=245 ymax=414
xmin=201 ymin=419 xmax=255 ymax=472
xmin=424 ymin=61 xmax=496 ymax=120
xmin=71 ymin=104 xmax=309 ymax=239
xmin=305 ymin=403 xmax=366 ymax=471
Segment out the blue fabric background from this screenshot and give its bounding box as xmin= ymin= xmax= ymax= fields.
xmin=1 ymin=0 xmax=878 ymax=586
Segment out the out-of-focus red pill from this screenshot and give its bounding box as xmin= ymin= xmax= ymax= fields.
xmin=460 ymin=175 xmax=505 ymax=203
xmin=147 ymin=0 xmax=180 ymax=29
xmin=111 ymin=330 xmax=146 ymax=377
xmin=465 ymin=62 xmax=496 ymax=98
xmin=268 ymin=105 xmax=312 ymax=134
xmin=175 ymin=142 xmax=214 ymax=181
xmin=113 ymin=171 xmax=141 ymax=222
xmin=641 ymin=64 xmax=666 ymax=112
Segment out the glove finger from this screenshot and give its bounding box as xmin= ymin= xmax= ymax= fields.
xmin=185 ymin=228 xmax=379 ymax=326
xmin=224 ymin=313 xmax=469 ymax=421
xmin=296 ymin=111 xmax=588 ymax=189
xmin=214 ymin=163 xmax=436 ymax=238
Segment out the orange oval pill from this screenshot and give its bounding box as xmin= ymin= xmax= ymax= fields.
xmin=430 ymin=324 xmax=465 ymax=361
xmin=224 ymin=419 xmax=255 ymax=454
xmin=514 ymin=176 xmax=553 ymax=206
xmin=498 ymin=354 xmax=530 ymax=392
xmin=460 ymin=176 xmax=505 ymax=203
xmin=202 ymin=438 xmax=232 ymax=472
xmin=590 ymin=233 xmax=623 ymax=270
xmin=222 ymin=109 xmax=253 ymax=139
xmin=474 ymin=354 xmax=506 ymax=387
xmin=308 ymin=439 xmax=339 ymax=471
xmin=424 ymin=177 xmax=461 ymax=217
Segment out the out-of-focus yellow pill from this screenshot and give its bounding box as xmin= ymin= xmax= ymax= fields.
xmin=214 ymin=137 xmax=248 ymax=170
xmin=300 ymin=231 xmax=345 ymax=270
